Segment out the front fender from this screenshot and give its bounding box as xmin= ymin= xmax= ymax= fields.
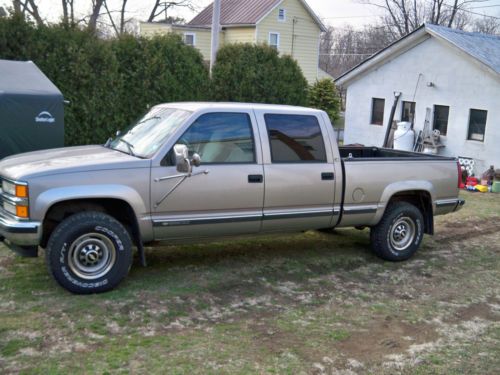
xmin=33 ymin=184 xmax=148 ymax=222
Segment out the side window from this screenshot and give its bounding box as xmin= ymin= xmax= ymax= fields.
xmin=467 ymin=109 xmax=487 ymax=142
xmin=176 ymin=112 xmax=255 ymax=164
xmin=370 ymin=98 xmax=385 ymax=125
xmin=401 ymin=101 xmax=416 ymax=122
xmin=433 ymin=105 xmax=449 ymax=135
xmin=264 ymin=114 xmax=327 ymax=163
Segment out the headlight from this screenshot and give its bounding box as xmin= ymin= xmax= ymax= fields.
xmin=1 ymin=178 xmax=29 ymax=219
xmin=2 ymin=180 xmax=28 ymax=198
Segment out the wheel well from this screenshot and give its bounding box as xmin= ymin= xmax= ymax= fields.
xmin=41 ymin=198 xmax=140 ymax=248
xmin=387 ymin=190 xmax=434 ymax=235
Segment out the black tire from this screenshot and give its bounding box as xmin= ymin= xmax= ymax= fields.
xmin=46 ymin=211 xmax=133 ymax=294
xmin=370 ymin=202 xmax=424 ymax=261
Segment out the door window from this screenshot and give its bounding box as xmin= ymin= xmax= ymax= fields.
xmin=264 ymin=114 xmax=327 ymax=162
xmin=175 ymin=112 xmax=255 ymax=164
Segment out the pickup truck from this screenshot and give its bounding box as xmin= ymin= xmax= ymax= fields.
xmin=0 ymin=102 xmax=464 ymax=294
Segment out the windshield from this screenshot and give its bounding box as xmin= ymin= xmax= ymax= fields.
xmin=109 ymin=107 xmax=192 ymax=158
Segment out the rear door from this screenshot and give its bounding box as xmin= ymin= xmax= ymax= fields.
xmin=254 ymin=110 xmax=337 ymax=232
xmin=151 ymin=111 xmax=264 ymax=240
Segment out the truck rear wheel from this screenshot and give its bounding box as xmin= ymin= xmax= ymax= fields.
xmin=370 ymin=202 xmax=424 ymax=261
xmin=46 ymin=212 xmax=132 ymax=294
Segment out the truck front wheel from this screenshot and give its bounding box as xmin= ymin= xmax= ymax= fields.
xmin=370 ymin=202 xmax=424 ymax=261
xmin=46 ymin=212 xmax=133 ymax=294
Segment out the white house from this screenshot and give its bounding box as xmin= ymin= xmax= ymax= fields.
xmin=336 ymin=24 xmax=500 ymax=174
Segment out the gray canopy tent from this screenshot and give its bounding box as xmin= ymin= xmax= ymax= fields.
xmin=0 ymin=59 xmax=64 ymax=159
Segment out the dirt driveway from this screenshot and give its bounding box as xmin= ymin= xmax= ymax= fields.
xmin=0 ymin=191 xmax=499 ymax=374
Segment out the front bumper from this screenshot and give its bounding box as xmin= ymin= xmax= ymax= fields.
xmin=0 ymin=209 xmax=41 ymax=246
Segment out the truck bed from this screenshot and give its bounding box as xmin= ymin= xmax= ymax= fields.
xmin=339 ymin=146 xmax=455 ymax=161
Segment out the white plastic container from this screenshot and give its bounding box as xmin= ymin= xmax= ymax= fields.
xmin=394 ymin=121 xmax=415 ymax=151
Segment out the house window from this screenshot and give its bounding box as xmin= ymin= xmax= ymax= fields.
xmin=401 ymin=101 xmax=416 ymax=122
xmin=467 ymin=109 xmax=487 ymax=142
xmin=433 ymin=105 xmax=449 ymax=136
xmin=269 ymin=32 xmax=280 ymax=50
xmin=278 ymin=8 xmax=286 ymax=22
xmin=370 ymin=98 xmax=385 ymax=125
xmin=183 ymin=32 xmax=195 ymax=46
xmin=264 ymin=114 xmax=327 ymax=162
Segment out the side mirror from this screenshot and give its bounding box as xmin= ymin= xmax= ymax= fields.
xmin=173 ymin=144 xmax=202 ymax=173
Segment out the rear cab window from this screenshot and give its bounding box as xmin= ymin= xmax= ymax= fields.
xmin=264 ymin=114 xmax=327 ymax=163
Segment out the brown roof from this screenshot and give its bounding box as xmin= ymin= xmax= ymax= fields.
xmin=188 ymin=0 xmax=282 ymax=26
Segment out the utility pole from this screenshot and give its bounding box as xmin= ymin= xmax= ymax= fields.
xmin=210 ymin=0 xmax=221 ymax=75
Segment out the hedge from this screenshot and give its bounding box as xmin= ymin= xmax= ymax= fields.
xmin=211 ymin=43 xmax=308 ymax=106
xmin=0 ymin=15 xmax=210 ymax=145
xmin=0 ymin=16 xmax=311 ymax=145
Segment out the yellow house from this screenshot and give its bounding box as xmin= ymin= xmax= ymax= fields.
xmin=140 ymin=0 xmax=330 ymax=83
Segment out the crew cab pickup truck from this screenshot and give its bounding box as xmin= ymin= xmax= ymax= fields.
xmin=0 ymin=103 xmax=464 ymax=294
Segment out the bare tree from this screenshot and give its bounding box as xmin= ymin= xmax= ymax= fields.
xmin=362 ymin=0 xmax=491 ymax=37
xmin=148 ymin=0 xmax=196 ymax=23
xmin=12 ymin=0 xmax=44 ymax=25
xmin=88 ymin=0 xmax=104 ymax=31
xmin=320 ymin=25 xmax=395 ymax=78
xmin=472 ymin=16 xmax=500 ymax=34
xmin=62 ymin=0 xmax=75 ymax=25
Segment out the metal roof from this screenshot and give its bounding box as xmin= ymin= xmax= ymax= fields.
xmin=425 ymin=24 xmax=500 ymax=75
xmin=188 ymin=0 xmax=281 ymax=26
xmin=336 ymin=24 xmax=500 ymax=85
xmin=188 ymin=0 xmax=325 ymax=31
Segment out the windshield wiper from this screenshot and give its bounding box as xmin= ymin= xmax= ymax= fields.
xmin=117 ymin=138 xmax=135 ymax=156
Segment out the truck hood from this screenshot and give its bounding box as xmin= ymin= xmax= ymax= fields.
xmin=0 ymin=145 xmax=151 ymax=180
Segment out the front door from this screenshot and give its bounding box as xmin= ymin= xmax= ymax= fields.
xmin=255 ymin=111 xmax=337 ymax=232
xmin=151 ymin=111 xmax=264 ymax=240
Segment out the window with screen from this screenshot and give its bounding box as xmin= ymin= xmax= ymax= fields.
xmin=371 ymin=98 xmax=385 ymax=125
xmin=264 ymin=114 xmax=327 ymax=163
xmin=401 ymin=101 xmax=415 ymax=122
xmin=175 ymin=112 xmax=255 ymax=164
xmin=467 ymin=109 xmax=487 ymax=142
xmin=269 ymin=33 xmax=279 ymax=49
xmin=278 ymin=8 xmax=286 ymax=21
xmin=433 ymin=105 xmax=450 ymax=135
xmin=184 ymin=33 xmax=195 ymax=46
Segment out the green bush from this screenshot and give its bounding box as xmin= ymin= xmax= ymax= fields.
xmin=308 ymin=78 xmax=341 ymax=123
xmin=0 ymin=16 xmax=210 ymax=145
xmin=211 ymin=43 xmax=308 ymax=106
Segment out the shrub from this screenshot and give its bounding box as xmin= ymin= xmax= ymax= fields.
xmin=211 ymin=44 xmax=308 ymax=106
xmin=0 ymin=16 xmax=210 ymax=145
xmin=308 ymin=78 xmax=341 ymax=123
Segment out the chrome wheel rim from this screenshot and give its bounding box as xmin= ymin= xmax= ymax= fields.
xmin=68 ymin=233 xmax=116 ymax=280
xmin=390 ymin=217 xmax=416 ymax=251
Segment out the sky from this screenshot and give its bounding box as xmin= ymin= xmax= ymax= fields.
xmin=1 ymin=0 xmax=499 ymax=29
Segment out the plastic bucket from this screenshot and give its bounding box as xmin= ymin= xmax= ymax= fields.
xmin=492 ymin=181 xmax=500 ymax=193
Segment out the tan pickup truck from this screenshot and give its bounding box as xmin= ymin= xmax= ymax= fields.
xmin=0 ymin=103 xmax=464 ymax=294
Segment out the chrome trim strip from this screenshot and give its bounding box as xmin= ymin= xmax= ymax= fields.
xmin=343 ymin=204 xmax=378 ymax=215
xmin=153 ymin=207 xmax=340 ymax=227
xmin=153 ymin=214 xmax=262 ymax=227
xmin=1 ymin=177 xmax=28 ymax=186
xmin=1 ymin=194 xmax=28 ymax=205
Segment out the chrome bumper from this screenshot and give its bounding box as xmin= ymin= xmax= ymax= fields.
xmin=0 ymin=209 xmax=41 ymax=246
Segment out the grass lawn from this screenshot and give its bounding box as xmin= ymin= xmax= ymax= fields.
xmin=0 ymin=191 xmax=499 ymax=374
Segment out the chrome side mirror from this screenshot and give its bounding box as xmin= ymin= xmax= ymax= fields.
xmin=173 ymin=144 xmax=201 ymax=174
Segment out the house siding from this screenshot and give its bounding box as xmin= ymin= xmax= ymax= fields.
xmin=224 ymin=27 xmax=256 ymax=44
xmin=139 ymin=22 xmax=220 ymax=60
xmin=343 ymin=36 xmax=500 ymax=172
xmin=255 ymin=0 xmax=321 ymax=83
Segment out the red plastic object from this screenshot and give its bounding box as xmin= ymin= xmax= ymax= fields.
xmin=466 ymin=177 xmax=478 ymax=186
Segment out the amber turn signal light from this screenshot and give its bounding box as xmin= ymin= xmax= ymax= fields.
xmin=16 ymin=205 xmax=29 ymax=218
xmin=15 ymin=185 xmax=28 ymax=198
